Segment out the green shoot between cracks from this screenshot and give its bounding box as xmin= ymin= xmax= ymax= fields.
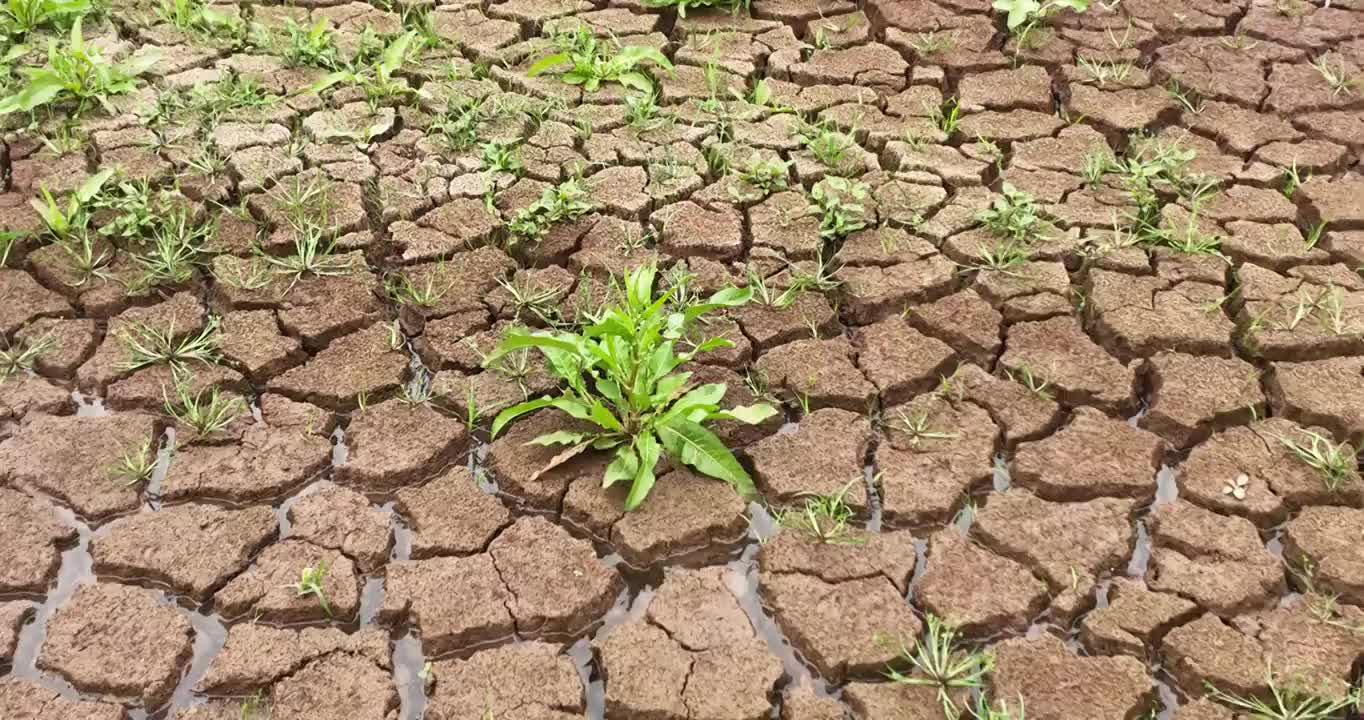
xmin=527 ymin=26 xmax=673 ymax=95
xmin=1205 ymin=675 xmax=1361 ymax=720
xmin=285 ymin=560 xmax=332 ymax=617
xmin=777 ymin=480 xmax=865 ymax=545
xmin=0 ymin=19 xmax=160 ymax=116
xmin=639 ymin=0 xmax=750 ymax=19
xmin=884 ymin=614 xmax=994 ymax=719
xmin=487 ymin=264 xmax=777 ymax=511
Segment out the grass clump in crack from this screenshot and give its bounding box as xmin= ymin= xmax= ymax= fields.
xmin=108 ymin=437 xmax=155 ymax=487
xmin=809 ymin=177 xmax=870 ymax=241
xmin=488 ymin=264 xmax=777 ymax=510
xmin=1204 ymin=673 xmax=1361 ymax=720
xmin=116 ymin=315 xmax=222 ymax=375
xmin=0 ymin=333 xmax=54 ymax=378
xmin=883 ymin=614 xmax=995 ymax=719
xmin=527 ymin=26 xmax=672 ymax=95
xmin=506 ymin=177 xmax=593 ymax=249
xmin=163 ymin=381 xmax=243 ymax=437
xmin=1278 ymin=429 xmax=1360 ymax=492
xmin=777 ymin=480 xmax=864 ymax=545
xmin=639 ymin=0 xmax=749 ymax=18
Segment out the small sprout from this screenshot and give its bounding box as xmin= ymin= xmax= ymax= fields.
xmin=1005 ymin=364 xmax=1053 ymax=401
xmin=480 ymin=139 xmax=523 ymax=176
xmin=884 ymin=614 xmax=994 ymax=719
xmin=1279 ymin=429 xmax=1359 ymax=492
xmin=1222 ymin=472 xmax=1249 ymax=501
xmin=1165 ymin=79 xmax=1204 ymax=114
xmin=932 ymin=97 xmax=962 ymax=135
xmin=1204 ymin=673 xmax=1361 ymax=720
xmin=527 ymin=26 xmax=673 ymax=95
xmin=1311 ymin=55 xmax=1359 ymax=98
xmin=386 ymin=269 xmax=450 ymax=308
xmin=1077 ymin=56 xmax=1133 ymax=86
xmin=1081 ymin=146 xmax=1111 ymax=189
xmin=164 ymin=382 xmax=244 ymax=437
xmin=888 ymin=408 xmax=959 ymax=446
xmin=777 ymin=480 xmax=865 ymax=545
xmin=109 ymin=438 xmax=155 ymax=487
xmin=976 ymin=183 xmax=1046 ymax=242
xmin=808 ymin=177 xmax=870 ymax=241
xmin=260 ymin=223 xmax=356 ymax=292
xmin=0 ymin=333 xmax=55 ymax=378
xmin=238 ymin=690 xmax=267 ymax=720
xmin=908 ymin=30 xmax=956 ymax=56
xmin=1280 ymin=160 xmax=1308 ymax=199
xmin=506 ymin=177 xmax=594 ymax=248
xmin=286 ymin=560 xmax=332 ymax=617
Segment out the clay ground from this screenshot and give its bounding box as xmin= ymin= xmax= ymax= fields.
xmin=2 ymin=0 xmax=1364 ymax=717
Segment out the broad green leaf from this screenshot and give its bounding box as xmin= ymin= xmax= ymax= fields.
xmin=484 ymin=330 xmax=579 ymax=366
xmin=603 ymin=444 xmax=638 ymax=488
xmin=616 ymin=45 xmax=673 ymax=71
xmin=118 ymin=47 xmax=161 ymax=77
xmin=527 ymin=52 xmax=570 ymax=77
xmin=650 ymin=370 xmax=691 ymax=406
xmin=624 ymin=432 xmax=661 ymax=510
xmin=309 ymin=70 xmax=354 ymax=95
xmin=658 ymin=417 xmax=755 ymax=497
xmin=526 ymin=430 xmax=589 ymax=447
xmin=489 ymin=396 xmax=556 ymax=438
xmin=588 ymin=399 xmax=624 ymax=433
xmin=625 ymin=263 xmax=656 ymax=309
xmin=550 ymin=396 xmax=594 ymax=422
xmin=616 ymin=70 xmax=653 ymax=95
xmin=74 ymin=168 xmax=114 ymax=203
xmin=663 ymin=383 xmax=726 ymax=422
xmin=380 ymin=31 xmax=415 ymax=78
xmin=709 ymin=402 xmax=779 ymax=425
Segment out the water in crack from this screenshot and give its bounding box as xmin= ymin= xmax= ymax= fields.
xmin=573 ymin=586 xmax=656 ymax=720
xmin=992 ymin=453 xmax=1011 ymax=491
xmin=72 ymin=390 xmax=107 ymax=417
xmin=141 ymin=428 xmax=175 ymax=510
xmin=392 ymin=632 xmax=428 ymax=720
xmin=1154 ymin=465 xmax=1179 ymax=505
xmin=10 ymin=506 xmax=93 ymax=700
xmin=359 ymin=577 xmax=385 ymax=627
xmin=907 ymin=538 xmax=929 ymax=592
xmin=725 ymin=544 xmax=830 ymax=697
xmin=165 ymin=608 xmax=228 ymax=711
xmin=331 ymin=426 xmax=348 ymax=466
xmin=1126 ymin=520 xmax=1152 ymax=578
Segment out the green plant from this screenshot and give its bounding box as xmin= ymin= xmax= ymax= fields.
xmin=277 ymin=18 xmax=340 ymax=69
xmin=428 ymin=96 xmax=487 ymax=151
xmin=116 ymin=315 xmax=222 ymax=375
xmin=885 ymin=614 xmax=995 ymax=719
xmin=777 ymin=480 xmax=864 ymax=545
xmin=1279 ymin=429 xmax=1359 ymax=492
xmin=994 ymin=0 xmax=1088 ymax=47
xmin=1077 ymin=56 xmax=1132 ymax=86
xmin=0 ymin=20 xmax=160 ymax=115
xmin=260 ymin=224 xmax=355 ymax=291
xmin=976 ymin=183 xmax=1045 ymax=242
xmin=797 ymin=119 xmax=857 ymax=167
xmin=527 ymin=27 xmax=672 ymax=94
xmin=639 ymin=0 xmax=749 ymax=18
xmin=0 ymin=333 xmax=53 ymax=378
xmin=1081 ymin=146 xmax=1111 ymax=189
xmin=808 ymin=177 xmax=869 ymax=241
xmin=487 ymin=264 xmax=776 ymax=510
xmin=1311 ymin=56 xmax=1359 ymax=98
xmin=733 ymin=154 xmax=791 ymax=196
xmin=286 ymin=560 xmax=331 ymax=617
xmin=0 ymin=0 xmax=88 ymax=38
xmin=973 ymin=697 xmax=1027 ymax=720
xmin=480 ymin=139 xmax=523 ymax=175
xmin=108 ymin=437 xmax=155 ymax=487
xmin=887 ymin=407 xmax=958 ymax=445
xmin=156 ymin=0 xmax=239 ymax=37
xmin=92 ymin=177 xmax=170 ymax=240
xmin=0 ymin=230 xmax=21 ymax=267
xmin=496 ymin=276 xmax=564 ymax=326
xmin=385 ymin=268 xmax=449 ymax=308
xmin=1165 ymin=79 xmax=1204 ymax=114
xmin=164 ymin=381 xmax=243 ymax=436
xmin=1205 ymin=676 xmax=1361 ymax=720
xmin=237 ymin=690 xmax=267 ymax=720
xmin=506 ymin=177 xmax=593 ymax=248
xmin=1005 ymin=363 xmax=1053 ymax=400
xmin=55 ymin=229 xmax=111 ymax=285
xmin=1279 ymin=161 xmax=1308 ymax=198
xmin=186 ymin=73 xmax=276 ymax=122
xmin=624 ymin=89 xmax=665 ymax=129
xmin=907 ymin=30 xmax=956 ymax=55
xmin=29 ymin=168 xmax=111 ymax=238
xmin=312 ymin=30 xmax=418 ymax=102
xmin=932 ymin=97 xmax=961 ymax=134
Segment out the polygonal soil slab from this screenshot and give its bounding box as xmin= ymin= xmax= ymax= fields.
xmin=762 ymin=572 xmax=920 ymax=681
xmin=1147 ymin=501 xmax=1283 ymax=616
xmin=488 ymin=516 xmax=623 ymax=639
xmin=754 ymin=337 xmax=876 ymax=412
xmin=731 ymin=292 xmax=841 ymax=351
xmin=1282 ymin=506 xmax=1364 ymax=606
xmin=0 ymin=679 xmax=126 ymax=720
xmin=876 ymin=393 xmax=997 ymax=528
xmin=335 ymin=399 xmax=469 ymax=489
xmin=394 ymin=466 xmax=511 ymax=559
xmin=165 ymin=419 xmax=332 ymax=504
xmin=834 ymin=258 xmax=956 ymax=325
xmin=854 ymin=318 xmax=957 ymax=406
xmin=268 ymin=322 xmax=407 ymax=411
xmin=1267 ymin=356 xmax=1364 ymax=444
xmin=196 ymin=624 xmax=389 ymax=694
xmin=747 ymin=407 xmax=872 ymax=503
xmin=1085 ymin=270 xmax=1235 ymax=361
xmin=380 ymin=554 xmax=514 ymax=655
xmin=0 ymin=269 xmax=71 ymax=336
xmin=0 ymin=601 xmax=32 ymax=665
xmin=1178 ymin=418 xmax=1363 ymax=524
xmin=214 ymin=541 xmax=361 ymax=623
xmin=1079 ymin=578 xmax=1198 ymax=657
xmin=91 ymin=503 xmax=276 ymax=600
xmin=607 ymin=469 xmax=750 ymax=567
xmin=1140 ymin=352 xmax=1263 ymax=449
xmin=912 ymin=530 xmax=1048 ymax=637
xmin=0 ymin=489 xmax=75 ymax=594
xmin=426 ymin=642 xmax=583 ymax=718
xmin=1000 ymin=315 xmax=1136 ymax=412
xmin=485 ymin=410 xmax=607 ymax=511
xmin=1235 ymin=262 xmax=1364 ymax=360
xmin=39 ymin=583 xmax=193 ymax=708
xmin=993 ymin=634 xmax=1155 ymax=720
xmin=1012 ymin=407 xmax=1164 ymax=502
xmin=947 ymin=363 xmax=1064 ymax=446
xmin=759 ymin=527 xmax=918 ymax=594
xmin=265 ymin=652 xmax=399 ymax=720
xmin=286 ymin=481 xmax=391 ymax=572
xmin=0 ymin=413 xmax=157 ymax=520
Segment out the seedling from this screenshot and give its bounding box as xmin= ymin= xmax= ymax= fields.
xmin=29 ymin=168 xmax=112 ymax=239
xmin=428 ymin=96 xmax=487 ymax=151
xmin=808 ymin=177 xmax=870 ymax=241
xmin=639 ymin=0 xmax=749 ymax=17
xmin=156 ymin=0 xmax=240 ymax=37
xmin=994 ymin=0 xmax=1088 ymax=49
xmin=506 ymin=177 xmax=593 ymax=248
xmin=312 ymin=30 xmax=420 ymax=103
xmin=885 ymin=614 xmax=995 ymax=719
xmin=777 ymin=480 xmax=865 ymax=545
xmin=480 ymin=139 xmax=523 ymax=176
xmin=238 ymin=690 xmax=267 ymax=720
xmin=888 ymin=408 xmax=958 ymax=446
xmin=968 ymin=238 xmax=1030 ymax=274
xmin=527 ymin=27 xmax=673 ymax=95
xmin=116 ymin=315 xmax=223 ymax=375
xmin=976 ymin=183 xmax=1046 ymax=242
xmin=129 ymin=209 xmax=212 ymax=290
xmin=797 ymin=119 xmax=858 ymax=168
xmin=385 ymin=268 xmax=450 ymax=308
xmin=1005 ymin=363 xmax=1053 ymax=400
xmin=0 ymin=333 xmax=53 ymax=378
xmin=0 ymin=0 xmax=89 ymax=38
xmin=488 ymin=264 xmax=777 ymax=511
xmin=164 ymin=381 xmax=243 ymax=436
xmin=56 ymin=229 xmax=111 ymax=286
xmin=285 ymin=560 xmax=332 ymax=617
xmin=907 ymin=30 xmax=956 ymax=56
xmin=495 ymin=276 xmax=564 ymax=326
xmin=260 ymin=224 xmax=355 ymax=292
xmin=275 ymin=18 xmax=341 ymax=69
xmin=1279 ymin=161 xmax=1308 ymax=198
xmin=186 ymin=73 xmax=277 ymax=123
xmin=931 ymin=97 xmax=962 ymax=135
xmin=1080 ymin=146 xmax=1112 ymax=189
xmin=1205 ymin=675 xmax=1361 ymax=720
xmin=109 ymin=438 xmax=155 ymax=487
xmin=1165 ymin=79 xmax=1204 ymax=114
xmin=1279 ymin=429 xmax=1359 ymax=492
xmin=0 ymin=20 xmax=160 ymax=115
xmin=1311 ymin=56 xmax=1359 ymax=98
xmin=1077 ymin=56 xmax=1133 ymax=87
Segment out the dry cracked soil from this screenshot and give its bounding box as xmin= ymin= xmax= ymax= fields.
xmin=2 ymin=0 xmax=1364 ymax=718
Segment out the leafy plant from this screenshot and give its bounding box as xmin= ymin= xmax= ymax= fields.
xmin=126 ymin=210 xmax=210 ymax=290
xmin=1279 ymin=429 xmax=1359 ymax=492
xmin=428 ymin=96 xmax=487 ymax=151
xmin=1205 ymin=676 xmax=1361 ymax=720
xmin=528 ymin=27 xmax=673 ymax=94
xmin=116 ymin=315 xmax=222 ymax=374
xmin=487 ymin=264 xmax=777 ymax=510
xmin=164 ymin=381 xmax=243 ymax=436
xmin=731 ymin=153 xmax=791 ymax=197
xmin=887 ymin=407 xmax=959 ymax=446
xmin=108 ymin=437 xmax=155 ymax=487
xmin=260 ymin=223 xmax=355 ymax=291
xmin=931 ymin=97 xmax=961 ymax=134
xmin=0 ymin=20 xmax=160 ymax=116
xmin=885 ymin=614 xmax=995 ymax=719
xmin=276 ymin=18 xmax=340 ymax=69
xmin=480 ymin=139 xmax=522 ymax=175
xmin=156 ymin=0 xmax=240 ymax=37
xmin=777 ymin=480 xmax=864 ymax=545
xmin=0 ymin=0 xmax=89 ymax=39
xmin=285 ymin=560 xmax=332 ymax=617
xmin=311 ymin=30 xmax=418 ymax=102
xmin=506 ymin=177 xmax=593 ymax=248
xmin=976 ymin=183 xmax=1046 ymax=242
xmin=0 ymin=230 xmax=21 ymax=267
xmin=797 ymin=119 xmax=857 ymax=168
xmin=994 ymin=0 xmax=1089 ymax=47
xmin=29 ymin=167 xmax=111 ymax=238
xmin=92 ymin=177 xmax=169 ymax=240
xmin=639 ymin=0 xmax=749 ymax=18
xmin=808 ymin=177 xmax=869 ymax=241
xmin=385 ymin=268 xmax=449 ymax=308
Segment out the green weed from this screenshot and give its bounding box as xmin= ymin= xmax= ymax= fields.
xmin=994 ymin=0 xmax=1088 ymax=51
xmin=286 ymin=560 xmax=332 ymax=617
xmin=506 ymin=177 xmax=593 ymax=248
xmin=312 ymin=30 xmax=419 ymax=103
xmin=487 ymin=264 xmax=776 ymax=510
xmin=163 ymin=381 xmax=243 ymax=436
xmin=777 ymin=480 xmax=864 ymax=545
xmin=884 ymin=614 xmax=995 ymax=719
xmin=108 ymin=437 xmax=155 ymax=487
xmin=808 ymin=176 xmax=869 ymax=241
xmin=29 ymin=167 xmax=111 ymax=239
xmin=0 ymin=0 xmax=89 ymax=39
xmin=527 ymin=26 xmax=672 ymax=95
xmin=116 ymin=315 xmax=222 ymax=374
xmin=1205 ymin=676 xmax=1361 ymax=720
xmin=1279 ymin=429 xmax=1359 ymax=492
xmin=276 ymin=18 xmax=340 ymax=69
xmin=260 ymin=224 xmax=355 ymax=291
xmin=976 ymin=183 xmax=1046 ymax=242
xmin=1311 ymin=56 xmax=1359 ymax=98
xmin=0 ymin=333 xmax=53 ymax=378
xmin=0 ymin=19 xmax=160 ymax=116
xmin=639 ymin=0 xmax=749 ymax=18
